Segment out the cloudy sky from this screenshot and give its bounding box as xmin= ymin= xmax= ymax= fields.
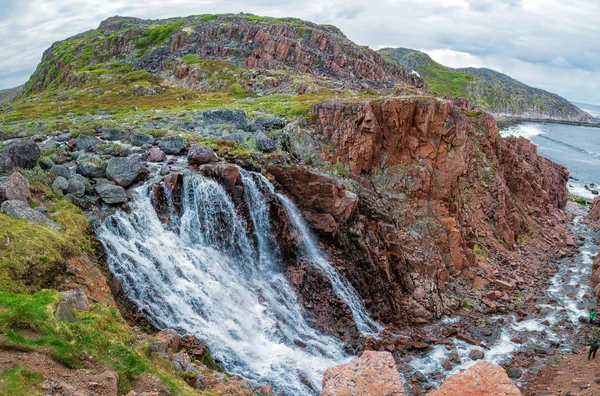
xmin=1 ymin=0 xmax=599 ymax=104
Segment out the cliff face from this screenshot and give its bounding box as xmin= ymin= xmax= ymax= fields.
xmin=273 ymin=98 xmax=571 ymax=325
xmin=379 ymin=47 xmax=593 ymax=123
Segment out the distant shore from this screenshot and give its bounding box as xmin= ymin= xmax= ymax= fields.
xmin=496 ymin=116 xmax=600 ymax=129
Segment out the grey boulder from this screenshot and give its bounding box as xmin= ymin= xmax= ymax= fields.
xmin=255 ymin=132 xmax=276 ymax=152
xmin=202 ymin=108 xmax=248 ymax=129
xmin=1 ymin=139 xmax=40 ymax=169
xmin=50 ymin=164 xmax=71 ymax=179
xmin=130 ymin=133 xmax=155 ymax=147
xmin=0 ymin=152 xmax=15 ymax=177
xmin=77 ymin=162 xmax=106 ymax=178
xmin=1 ymin=200 xmax=61 ymax=230
xmin=187 ymin=144 xmax=217 ymax=165
xmin=75 ymin=135 xmax=101 ymax=152
xmin=66 ymin=178 xmax=86 ymax=198
xmin=52 ymin=176 xmax=69 ymax=193
xmin=106 ymin=156 xmax=148 ymax=187
xmin=101 ymin=128 xmax=123 ymax=141
xmin=159 ymin=136 xmax=185 ymax=155
xmin=95 ymin=183 xmax=127 ymax=204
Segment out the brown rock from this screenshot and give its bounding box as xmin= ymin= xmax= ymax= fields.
xmin=0 ymin=172 xmax=31 ymax=203
xmin=429 ymin=361 xmax=521 ymax=395
xmin=150 ymin=329 xmax=180 ymax=355
xmin=321 ymin=351 xmax=405 ymax=396
xmin=148 ymin=147 xmax=166 ymax=162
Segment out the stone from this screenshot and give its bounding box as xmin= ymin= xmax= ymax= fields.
xmin=413 ymin=287 xmax=426 ymax=300
xmin=159 ymin=165 xmax=170 ymax=176
xmin=0 ymin=172 xmax=31 ymax=203
xmin=61 ymin=289 xmax=89 ymax=311
xmin=55 ymin=301 xmax=77 ymax=322
xmin=78 ymin=162 xmax=106 ymax=178
xmin=95 ymin=183 xmax=127 ymax=205
xmin=159 ymin=136 xmax=185 ymax=155
xmin=255 ymin=132 xmax=276 ymax=152
xmin=429 ymin=361 xmax=521 ymax=395
xmin=0 ymin=152 xmax=15 ymax=177
xmin=130 ymin=133 xmax=155 ymax=147
xmin=1 ymin=139 xmax=40 ymax=169
xmin=150 ymin=329 xmax=180 ymax=355
xmin=50 ymin=164 xmax=71 ymax=179
xmin=202 ymin=108 xmax=248 ymax=129
xmin=320 ymin=351 xmax=405 ymax=396
xmin=149 ymin=147 xmax=166 ymax=162
xmin=52 ymin=176 xmax=69 ymax=192
xmin=106 ymin=156 xmax=147 ymax=187
xmin=172 ymin=351 xmax=191 ymax=371
xmin=506 ymin=367 xmax=522 ymax=379
xmin=1 ymin=200 xmax=61 ymax=230
xmin=101 ymin=128 xmax=123 ymax=141
xmin=75 ymin=135 xmax=101 ymax=152
xmin=254 ymin=116 xmax=287 ymax=131
xmin=66 ymin=178 xmax=86 ymax=198
xmin=39 ymin=156 xmax=55 ymax=169
xmin=469 ymin=349 xmax=484 ymax=360
xmin=187 ymin=144 xmax=217 ymax=165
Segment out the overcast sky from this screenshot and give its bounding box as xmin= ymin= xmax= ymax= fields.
xmin=1 ymin=0 xmax=598 ymax=104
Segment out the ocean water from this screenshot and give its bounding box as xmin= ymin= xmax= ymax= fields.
xmin=500 ymin=121 xmax=600 ymax=199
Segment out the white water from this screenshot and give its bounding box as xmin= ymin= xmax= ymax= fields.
xmin=500 ymin=123 xmax=545 ymax=139
xmin=97 ymin=171 xmax=380 ymax=394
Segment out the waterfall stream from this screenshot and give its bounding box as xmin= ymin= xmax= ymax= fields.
xmin=96 ymin=171 xmax=379 ymax=394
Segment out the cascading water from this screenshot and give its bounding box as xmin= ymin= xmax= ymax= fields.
xmin=96 ymin=171 xmax=379 ymax=394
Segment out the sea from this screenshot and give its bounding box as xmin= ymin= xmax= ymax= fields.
xmin=500 ymin=102 xmax=600 ymax=200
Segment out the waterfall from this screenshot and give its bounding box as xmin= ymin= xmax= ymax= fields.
xmin=277 ymin=194 xmax=382 ymax=335
xmin=96 ymin=171 xmax=379 ymax=394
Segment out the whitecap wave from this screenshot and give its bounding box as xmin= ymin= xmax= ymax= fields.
xmin=500 ymin=123 xmax=545 ymax=139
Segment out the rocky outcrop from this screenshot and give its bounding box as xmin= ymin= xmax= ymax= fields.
xmin=429 ymin=361 xmax=521 ymax=395
xmin=585 ymin=196 xmax=600 ymax=229
xmin=591 ymin=253 xmax=600 ymax=298
xmin=1 ymin=200 xmax=61 ymax=230
xmin=320 ymin=351 xmax=405 ymax=396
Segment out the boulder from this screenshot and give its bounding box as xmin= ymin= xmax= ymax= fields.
xmin=0 ymin=153 xmax=15 ymax=177
xmin=187 ymin=144 xmax=217 ymax=165
xmin=202 ymin=108 xmax=247 ymax=129
xmin=0 ymin=172 xmax=31 ymax=203
xmin=106 ymin=156 xmax=147 ymax=187
xmin=1 ymin=139 xmax=40 ymax=169
xmin=159 ymin=136 xmax=185 ymax=155
xmin=66 ymin=178 xmax=86 ymax=198
xmin=55 ymin=301 xmax=77 ymax=322
xmin=150 ymin=329 xmax=180 ymax=355
xmin=468 ymin=349 xmax=484 ymax=360
xmin=148 ymin=147 xmax=166 ymax=162
xmin=254 ymin=116 xmax=287 ymax=131
xmin=321 ymin=351 xmax=405 ymax=396
xmin=61 ymin=289 xmax=89 ymax=311
xmin=130 ymin=133 xmax=155 ymax=147
xmin=50 ymin=164 xmax=71 ymax=179
xmin=0 ymin=200 xmax=61 ymax=230
xmin=75 ymin=135 xmax=101 ymax=152
xmin=52 ymin=176 xmax=69 ymax=193
xmin=255 ymin=132 xmax=276 ymax=152
xmin=429 ymin=361 xmax=521 ymax=396
xmin=78 ymin=162 xmax=106 ymax=178
xmin=96 ymin=183 xmax=128 ymax=204
xmin=506 ymin=367 xmax=522 ymax=379
xmin=101 ymin=128 xmax=123 ymax=141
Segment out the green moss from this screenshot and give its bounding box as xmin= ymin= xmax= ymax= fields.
xmin=136 ymin=20 xmax=185 ymax=52
xmin=568 ymin=193 xmax=593 ymax=206
xmin=182 ymin=54 xmax=201 ymax=65
xmin=0 ymin=366 xmax=44 ymax=396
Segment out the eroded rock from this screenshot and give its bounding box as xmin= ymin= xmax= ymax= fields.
xmin=429 ymin=361 xmax=521 ymax=395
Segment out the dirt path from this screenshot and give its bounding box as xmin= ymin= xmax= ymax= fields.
xmin=524 ymin=351 xmax=600 ymax=395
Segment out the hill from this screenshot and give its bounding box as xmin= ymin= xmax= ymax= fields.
xmin=379 ymin=47 xmax=592 ymax=123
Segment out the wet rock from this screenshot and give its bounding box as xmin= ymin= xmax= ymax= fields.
xmin=415 ymin=370 xmax=428 ymax=382
xmin=448 ymin=350 xmax=461 ymax=364
xmin=78 ymin=162 xmax=106 ymax=178
xmin=1 ymin=139 xmax=40 ymax=169
xmin=294 ymin=339 xmax=307 ymax=348
xmin=1 ymin=200 xmax=61 ymax=230
xmin=95 ymin=183 xmax=127 ymax=205
xmin=159 ymin=166 xmax=170 ymax=176
xmin=506 ymin=367 xmax=522 ymax=379
xmin=255 ymin=132 xmax=276 ymax=152
xmin=187 ymin=144 xmax=217 ymax=165
xmin=321 ymin=351 xmax=405 ymax=396
xmin=469 ymin=349 xmax=485 ymax=360
xmin=75 ymin=135 xmax=101 ymax=152
xmin=101 ymin=128 xmax=123 ymax=141
xmin=511 ymin=336 xmax=523 ymax=344
xmin=441 ymin=359 xmax=453 ymax=371
xmin=52 ymin=176 xmax=69 ymax=193
xmin=130 ymin=133 xmax=155 ymax=147
xmin=429 ymin=361 xmax=520 ymax=395
xmin=159 ymin=136 xmax=185 ymax=155
xmin=149 ymin=147 xmax=166 ymax=162
xmin=202 ymin=108 xmax=247 ymax=129
xmin=106 ymin=156 xmax=148 ymax=187
xmin=456 ymin=333 xmax=480 ymax=346
xmin=50 ymin=164 xmax=71 ymax=179
xmin=0 ymin=172 xmax=31 ymax=203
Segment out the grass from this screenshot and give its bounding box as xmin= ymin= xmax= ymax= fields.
xmin=0 ymin=169 xmax=93 ymax=293
xmin=421 ymin=61 xmax=474 ymax=98
xmin=568 ymin=193 xmax=593 ymax=206
xmin=0 ymin=366 xmax=44 ymax=396
xmin=136 ymin=20 xmax=185 ymax=53
xmin=0 ymin=291 xmax=197 ymax=395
